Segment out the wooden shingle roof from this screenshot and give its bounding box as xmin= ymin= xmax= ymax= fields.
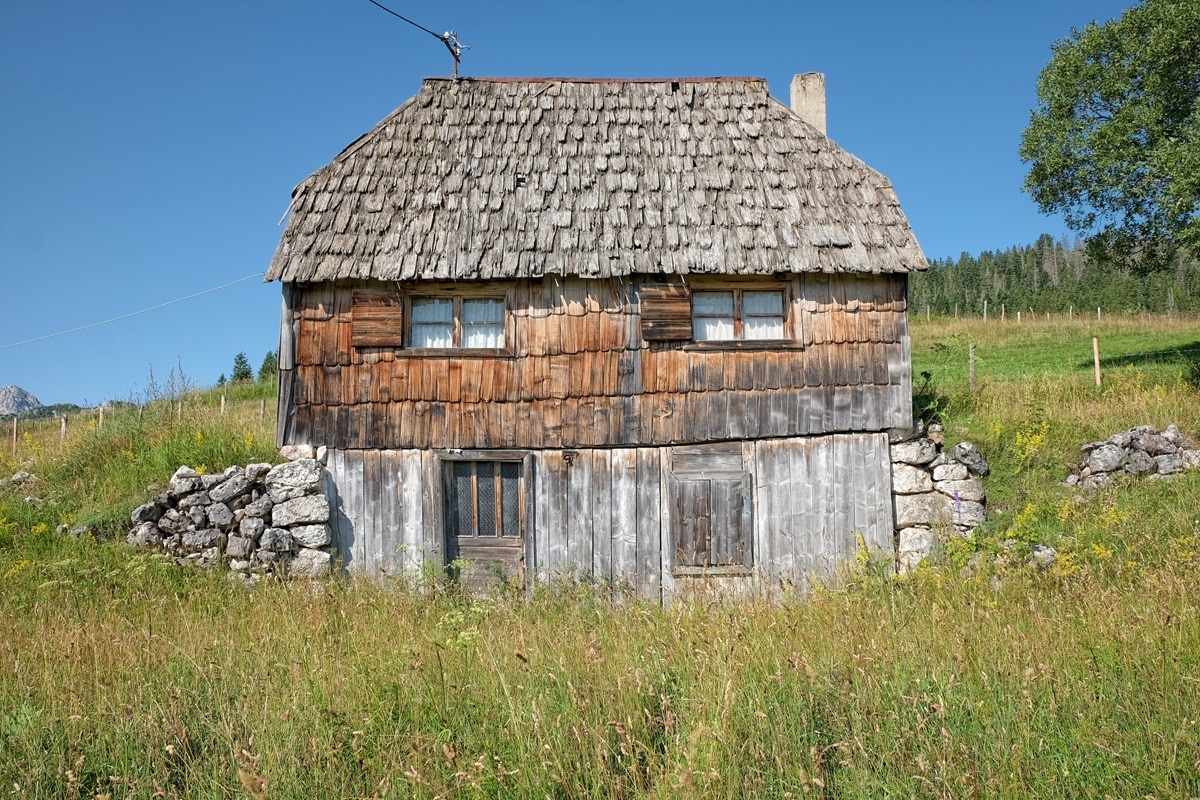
xmin=266 ymin=77 xmax=926 ymax=283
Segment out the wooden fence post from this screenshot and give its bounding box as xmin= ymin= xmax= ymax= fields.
xmin=1093 ymin=337 xmax=1102 ymax=387
xmin=60 ymin=415 xmax=67 ymax=443
xmin=259 ymin=398 xmax=267 ymax=425
xmin=220 ymin=393 xmax=227 ymax=416
xmin=98 ymin=406 xmax=105 ymax=429
xmin=983 ymin=300 xmax=988 ymax=322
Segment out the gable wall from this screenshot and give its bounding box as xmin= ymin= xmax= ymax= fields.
xmin=280 ymin=273 xmax=911 ymax=450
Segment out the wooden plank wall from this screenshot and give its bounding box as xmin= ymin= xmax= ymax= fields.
xmin=325 ymin=449 xmax=434 ymax=575
xmin=283 ymin=273 xmax=911 ymax=451
xmin=323 ymin=433 xmax=892 ymax=599
xmin=752 ymin=432 xmax=894 ymax=588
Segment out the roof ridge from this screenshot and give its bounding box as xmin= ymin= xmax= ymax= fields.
xmin=422 ymin=76 xmax=767 ymax=85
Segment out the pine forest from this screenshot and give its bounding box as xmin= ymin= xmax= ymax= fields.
xmin=909 ymin=234 xmax=1200 ymax=317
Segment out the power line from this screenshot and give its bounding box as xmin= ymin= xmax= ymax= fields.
xmin=365 ymin=0 xmax=468 ymax=78
xmin=0 ymin=272 xmax=265 ymax=350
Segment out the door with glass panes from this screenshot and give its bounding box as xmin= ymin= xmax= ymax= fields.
xmin=443 ymin=457 xmax=528 ymax=591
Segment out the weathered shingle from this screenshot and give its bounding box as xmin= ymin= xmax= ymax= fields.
xmin=266 ymin=77 xmax=927 ymax=283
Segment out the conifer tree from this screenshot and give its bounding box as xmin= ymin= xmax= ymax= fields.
xmin=231 ymin=352 xmax=253 ymax=383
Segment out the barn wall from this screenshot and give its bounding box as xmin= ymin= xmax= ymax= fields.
xmin=322 ymin=432 xmax=894 ymax=597
xmin=283 ymin=274 xmax=911 ymax=450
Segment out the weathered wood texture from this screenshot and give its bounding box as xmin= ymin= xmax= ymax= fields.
xmin=276 ymin=285 xmax=299 ymax=448
xmin=326 ymin=434 xmax=892 ymax=598
xmin=325 ymin=449 xmax=434 ymax=575
xmin=284 ymin=274 xmax=910 ymax=450
xmin=751 ymin=431 xmax=894 ymax=590
xmin=266 ymin=78 xmax=927 ymax=284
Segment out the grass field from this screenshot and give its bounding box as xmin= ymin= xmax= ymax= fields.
xmin=1 ymin=317 xmax=1199 ymax=799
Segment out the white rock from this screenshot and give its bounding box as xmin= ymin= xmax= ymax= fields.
xmin=1030 ymin=544 xmax=1058 ymax=569
xmin=265 ymin=459 xmax=325 ymax=502
xmin=935 ymin=479 xmax=986 ymax=503
xmin=172 ymin=466 xmax=201 ymax=481
xmin=892 ymin=463 xmax=933 ymax=494
xmin=949 ymin=500 xmax=986 ymax=528
xmin=932 ymin=463 xmax=969 ymax=482
xmin=279 ymin=444 xmax=316 ymax=461
xmin=891 ymin=439 xmax=940 ymax=466
xmin=897 ymin=527 xmax=936 ymax=573
xmin=1087 ymin=444 xmax=1127 ymax=474
xmin=893 ymin=492 xmax=953 ymax=529
xmin=271 ymin=495 xmax=330 ymax=527
xmin=290 ymin=548 xmax=332 ymax=578
xmin=291 ymin=523 xmax=332 ymax=549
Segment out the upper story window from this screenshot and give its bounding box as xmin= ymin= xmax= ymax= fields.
xmin=411 ymin=296 xmax=505 ymax=349
xmin=692 ymin=290 xmax=786 ymax=341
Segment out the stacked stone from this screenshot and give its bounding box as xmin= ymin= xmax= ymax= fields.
xmin=126 ymin=459 xmax=333 ymax=578
xmin=1066 ymin=424 xmax=1199 ymax=491
xmin=891 ymin=428 xmax=990 ymax=573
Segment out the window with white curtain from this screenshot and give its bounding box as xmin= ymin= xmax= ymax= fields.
xmin=410 ymin=296 xmax=505 ymax=349
xmin=692 ymin=289 xmax=785 ymax=341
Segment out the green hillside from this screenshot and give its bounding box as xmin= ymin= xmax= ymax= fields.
xmin=1 ymin=318 xmax=1199 ymax=798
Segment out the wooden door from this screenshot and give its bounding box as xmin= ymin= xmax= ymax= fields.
xmin=444 ymin=459 xmax=527 ymax=591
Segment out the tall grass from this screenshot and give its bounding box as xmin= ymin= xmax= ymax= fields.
xmin=1 ymin=318 xmax=1199 ymax=798
xmin=1 ymin=378 xmax=279 ymax=538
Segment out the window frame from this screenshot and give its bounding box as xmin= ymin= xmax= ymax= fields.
xmin=640 ymin=276 xmax=801 ymax=350
xmin=405 ymin=284 xmax=512 ymax=356
xmin=437 ymin=449 xmax=533 ymax=591
xmin=666 ymin=444 xmax=755 ymax=577
xmin=691 ymin=287 xmax=788 ymax=343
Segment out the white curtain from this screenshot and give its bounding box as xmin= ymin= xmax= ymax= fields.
xmin=462 ymin=299 xmax=504 ymax=348
xmin=411 ymin=298 xmax=454 ymax=348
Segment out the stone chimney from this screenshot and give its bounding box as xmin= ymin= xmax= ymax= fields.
xmin=790 ymin=73 xmax=826 ymax=135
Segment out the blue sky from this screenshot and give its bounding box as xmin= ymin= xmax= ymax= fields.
xmin=0 ymin=0 xmax=1132 ymax=407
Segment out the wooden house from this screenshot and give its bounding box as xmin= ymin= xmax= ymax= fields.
xmin=265 ymin=74 xmax=927 ymax=599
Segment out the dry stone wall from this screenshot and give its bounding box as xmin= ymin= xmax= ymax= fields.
xmin=890 ymin=424 xmax=990 ymax=573
xmin=126 ymin=459 xmax=333 ymax=579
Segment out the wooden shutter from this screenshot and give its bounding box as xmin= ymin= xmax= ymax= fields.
xmin=640 ymin=281 xmax=692 ymax=341
xmin=668 ymin=444 xmax=753 ymax=575
xmin=351 ymin=289 xmax=404 ymax=348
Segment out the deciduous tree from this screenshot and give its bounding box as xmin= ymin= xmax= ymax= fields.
xmin=1020 ymin=0 xmax=1200 ymax=270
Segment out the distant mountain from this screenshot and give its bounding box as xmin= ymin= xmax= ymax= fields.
xmin=0 ymin=386 xmax=42 ymax=417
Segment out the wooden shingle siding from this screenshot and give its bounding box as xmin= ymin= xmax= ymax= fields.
xmin=286 ymin=274 xmax=910 ymax=450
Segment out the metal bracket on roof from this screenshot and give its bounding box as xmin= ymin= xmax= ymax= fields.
xmin=441 ymin=31 xmax=469 ymax=80
xmin=364 ymin=2 xmax=469 ymax=80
